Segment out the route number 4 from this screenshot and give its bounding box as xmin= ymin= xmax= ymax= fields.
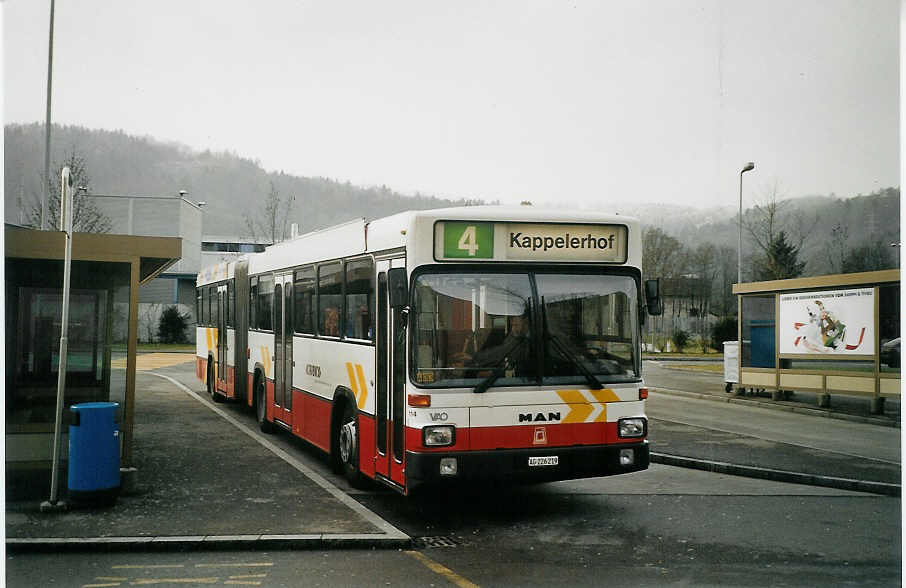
xmin=458 ymin=225 xmax=480 ymax=256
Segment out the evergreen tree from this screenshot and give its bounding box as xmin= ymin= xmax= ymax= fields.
xmin=752 ymin=231 xmax=806 ymax=280
xmin=841 ymin=241 xmax=896 ymax=273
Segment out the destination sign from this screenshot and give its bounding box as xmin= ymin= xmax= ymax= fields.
xmin=434 ymin=222 xmax=627 ymax=262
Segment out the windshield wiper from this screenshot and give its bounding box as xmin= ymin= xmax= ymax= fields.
xmin=541 ymin=299 xmax=604 ymax=390
xmin=472 ymin=336 xmax=529 ymax=394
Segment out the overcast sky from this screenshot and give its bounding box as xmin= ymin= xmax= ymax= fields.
xmin=3 ymin=0 xmax=900 ymax=208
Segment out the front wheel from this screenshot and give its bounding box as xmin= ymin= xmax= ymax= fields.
xmin=337 ymin=402 xmax=368 ymax=489
xmin=256 ymin=376 xmax=274 ymax=434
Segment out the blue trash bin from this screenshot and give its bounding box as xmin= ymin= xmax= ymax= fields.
xmin=68 ymin=402 xmax=120 ymax=504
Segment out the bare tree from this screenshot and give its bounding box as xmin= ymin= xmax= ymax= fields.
xmin=28 ymin=147 xmax=112 ymax=233
xmin=742 ymin=180 xmax=817 ymax=280
xmin=244 ymin=181 xmax=295 ymax=245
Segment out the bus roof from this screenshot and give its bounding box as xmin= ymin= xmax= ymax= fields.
xmin=198 ymin=205 xmax=642 ymax=284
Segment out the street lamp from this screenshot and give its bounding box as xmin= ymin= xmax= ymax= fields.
xmin=738 ymin=161 xmax=755 ymax=283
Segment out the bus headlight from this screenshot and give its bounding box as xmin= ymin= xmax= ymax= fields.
xmin=423 ymin=425 xmax=455 ymax=447
xmin=618 ymin=418 xmax=647 ymax=438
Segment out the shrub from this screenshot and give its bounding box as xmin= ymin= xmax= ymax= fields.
xmin=158 ymin=306 xmax=190 ymax=344
xmin=670 ymin=329 xmax=690 ymax=352
xmin=711 ymin=316 xmax=738 ymax=351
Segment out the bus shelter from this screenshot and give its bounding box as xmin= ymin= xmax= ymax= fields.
xmin=733 ymin=270 xmax=900 ymax=414
xmin=5 ymin=226 xmax=181 ymax=496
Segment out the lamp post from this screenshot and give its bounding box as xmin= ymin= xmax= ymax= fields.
xmin=738 ymin=162 xmax=755 ymax=284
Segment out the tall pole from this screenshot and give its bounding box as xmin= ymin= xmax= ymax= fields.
xmin=737 ymin=162 xmax=755 ymax=284
xmin=42 ymin=0 xmax=56 ymax=230
xmin=42 ymin=167 xmax=73 ymax=512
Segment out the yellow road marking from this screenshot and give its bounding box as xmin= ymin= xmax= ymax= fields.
xmin=404 ymin=550 xmax=480 ymax=588
xmin=229 ymin=574 xmax=268 ymax=579
xmin=224 ymin=582 xmax=262 ymax=586
xmin=130 ymin=579 xmax=218 ymax=585
xmin=83 ymin=584 xmax=122 ymax=588
xmin=112 ymin=565 xmax=185 ymax=570
xmin=195 ymin=563 xmax=273 ymax=568
xmin=95 ymin=578 xmax=127 ymax=582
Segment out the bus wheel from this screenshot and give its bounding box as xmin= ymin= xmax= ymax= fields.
xmin=256 ymin=376 xmax=274 ymax=434
xmin=337 ymin=403 xmax=368 ymax=488
xmin=208 ymin=361 xmax=224 ymax=403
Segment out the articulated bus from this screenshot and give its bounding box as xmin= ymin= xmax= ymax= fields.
xmin=196 ymin=206 xmax=663 ymax=495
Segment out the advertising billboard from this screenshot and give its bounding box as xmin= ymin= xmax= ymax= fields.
xmin=778 ymin=288 xmax=875 ymax=355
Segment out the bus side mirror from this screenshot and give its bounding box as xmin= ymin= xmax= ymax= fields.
xmin=645 ymin=279 xmax=663 ymax=316
xmin=388 ymin=267 xmax=409 ymax=309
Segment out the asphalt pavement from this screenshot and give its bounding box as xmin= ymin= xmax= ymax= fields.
xmin=5 ymin=354 xmax=900 ymax=552
xmin=6 ymin=366 xmax=408 ymax=552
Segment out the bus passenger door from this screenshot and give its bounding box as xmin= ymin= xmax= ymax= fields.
xmin=375 ymin=260 xmax=407 ymax=488
xmin=273 ymin=274 xmax=293 ymax=426
xmin=216 ymin=285 xmax=228 ymax=393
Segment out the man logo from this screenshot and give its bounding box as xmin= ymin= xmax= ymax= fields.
xmin=518 ymin=412 xmax=561 ymax=423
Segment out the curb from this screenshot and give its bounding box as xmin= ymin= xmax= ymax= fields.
xmin=651 ymin=452 xmax=901 ymax=497
xmin=6 ymin=534 xmax=412 ymax=553
xmin=649 ymin=386 xmax=900 ymax=429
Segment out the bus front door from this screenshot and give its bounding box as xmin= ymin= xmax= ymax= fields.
xmin=375 ymin=261 xmax=407 ymax=489
xmin=273 ymin=275 xmax=293 ymax=426
xmin=216 ymin=285 xmax=228 ymax=393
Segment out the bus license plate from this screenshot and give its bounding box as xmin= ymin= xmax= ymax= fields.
xmin=528 ymin=456 xmax=559 ymax=467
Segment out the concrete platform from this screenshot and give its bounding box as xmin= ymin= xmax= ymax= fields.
xmin=6 ymin=371 xmax=409 ymax=551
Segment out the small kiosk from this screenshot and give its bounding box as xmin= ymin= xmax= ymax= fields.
xmin=732 ymin=270 xmax=899 ymax=414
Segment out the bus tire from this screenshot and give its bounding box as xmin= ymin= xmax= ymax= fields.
xmin=208 ymin=360 xmax=225 ymax=403
xmin=337 ymin=402 xmax=368 ymax=489
xmin=255 ymin=374 xmax=274 ymax=434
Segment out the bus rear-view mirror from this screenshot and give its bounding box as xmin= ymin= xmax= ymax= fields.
xmin=388 ymin=267 xmax=409 ymax=309
xmin=645 ymin=279 xmax=663 ymax=316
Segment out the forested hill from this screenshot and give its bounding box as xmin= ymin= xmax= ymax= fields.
xmin=4 ymin=123 xmax=899 ymax=277
xmin=4 ymin=123 xmax=488 ymax=236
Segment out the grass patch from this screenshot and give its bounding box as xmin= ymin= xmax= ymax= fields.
xmin=113 ymin=343 xmax=195 ymax=353
xmin=660 ymin=363 xmax=725 ymax=374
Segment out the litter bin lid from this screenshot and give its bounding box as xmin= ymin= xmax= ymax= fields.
xmin=71 ymin=402 xmax=119 ymax=411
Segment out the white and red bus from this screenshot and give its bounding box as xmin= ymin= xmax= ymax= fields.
xmin=196 ymin=206 xmax=662 ymax=495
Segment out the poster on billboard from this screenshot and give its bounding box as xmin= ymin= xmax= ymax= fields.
xmin=778 ymin=288 xmax=875 ymax=355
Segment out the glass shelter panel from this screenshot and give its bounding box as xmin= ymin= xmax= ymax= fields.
xmin=6 ymin=259 xmax=130 ymax=431
xmin=741 ymin=295 xmax=776 ymax=368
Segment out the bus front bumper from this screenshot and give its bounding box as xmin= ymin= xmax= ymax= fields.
xmin=405 ymin=441 xmax=649 ymax=487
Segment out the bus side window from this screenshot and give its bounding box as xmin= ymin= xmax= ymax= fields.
xmin=196 ymin=288 xmax=204 ymax=326
xmin=318 ymin=262 xmax=342 ymax=337
xmin=294 ymin=266 xmax=315 ymax=334
xmin=226 ymin=280 xmax=234 ymax=328
xmin=345 ymin=258 xmax=374 ymax=341
xmin=258 ymin=274 xmax=274 ymax=331
xmin=249 ymin=276 xmax=258 ymax=329
xmin=207 ymin=286 xmax=216 ymax=327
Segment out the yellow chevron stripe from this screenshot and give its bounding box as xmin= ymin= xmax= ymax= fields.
xmin=556 ymin=390 xmax=593 ymax=423
xmin=593 ymin=403 xmax=608 ymax=423
xmin=345 ymin=363 xmax=359 ymax=403
xmin=556 ymin=389 xmax=587 ymax=404
xmin=355 ymin=364 xmax=369 ymax=409
xmin=261 ymin=345 xmax=271 ymax=378
xmin=589 ymin=389 xmax=619 ymax=403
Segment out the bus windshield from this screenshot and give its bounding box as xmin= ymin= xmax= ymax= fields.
xmin=412 ymin=270 xmax=639 ymax=389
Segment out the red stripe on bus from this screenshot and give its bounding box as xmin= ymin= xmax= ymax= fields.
xmin=358 ymin=414 xmax=376 ymax=478
xmin=404 ymin=422 xmax=629 ymax=451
